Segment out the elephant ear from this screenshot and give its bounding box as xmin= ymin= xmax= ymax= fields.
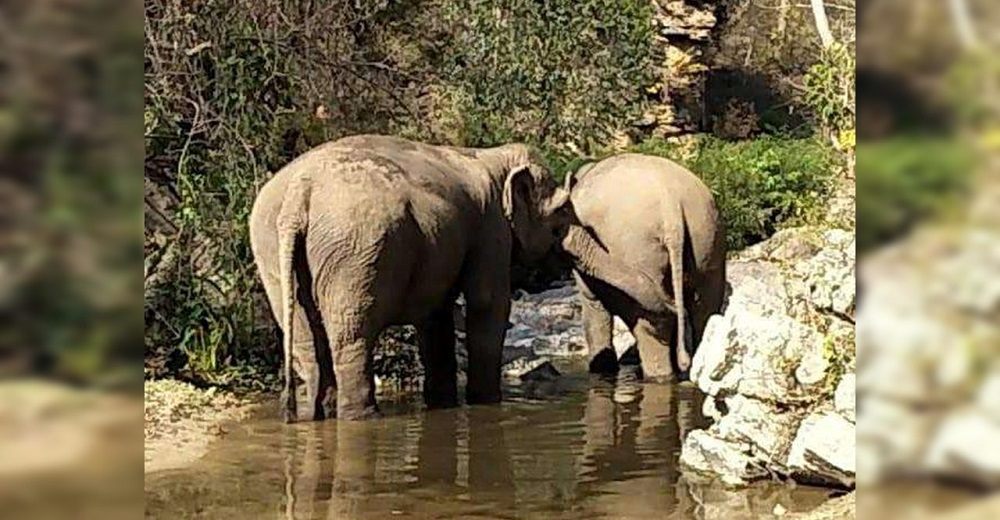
xmin=502 ymin=165 xmax=534 ymax=221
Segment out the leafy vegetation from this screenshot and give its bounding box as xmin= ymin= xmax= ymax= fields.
xmin=803 ymin=42 xmax=856 ymax=152
xmin=441 ymin=0 xmax=656 ymax=152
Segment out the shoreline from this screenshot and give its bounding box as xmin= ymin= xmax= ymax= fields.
xmin=144 ymin=379 xmax=257 ymax=473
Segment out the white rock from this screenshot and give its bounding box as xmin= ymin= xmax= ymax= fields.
xmin=690 ymin=312 xmax=742 ymax=397
xmin=502 ymin=357 xmax=560 ymax=382
xmin=794 ymin=232 xmax=856 ymax=318
xmin=923 ymin=410 xmax=1000 ymax=487
xmin=680 ymin=430 xmax=768 ymax=486
xmin=835 ymin=373 xmax=856 ymax=422
xmin=736 ymin=227 xmax=821 ymax=263
xmin=702 ymin=396 xmax=723 ymax=422
xmin=733 ymin=313 xmax=826 ymax=402
xmin=855 ymin=436 xmax=886 ymax=487
xmin=714 ymin=394 xmax=801 ymax=464
xmin=794 ymin=341 xmax=831 ymax=387
xmin=855 ymin=353 xmax=930 ymax=404
xmin=787 ymin=411 xmax=856 ymax=487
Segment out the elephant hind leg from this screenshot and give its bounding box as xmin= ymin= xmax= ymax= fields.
xmin=330 ymin=333 xmax=379 ymax=420
xmin=260 ymin=266 xmax=334 ymax=422
xmin=575 ymin=271 xmax=617 ymax=375
xmin=631 ymin=315 xmax=675 ymax=383
xmin=318 ymin=287 xmax=381 ymax=421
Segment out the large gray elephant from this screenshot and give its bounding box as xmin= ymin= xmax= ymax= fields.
xmin=249 ymin=135 xmax=664 ymax=422
xmin=562 ymin=153 xmax=726 ymax=381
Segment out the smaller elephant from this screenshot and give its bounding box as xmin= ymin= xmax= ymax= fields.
xmin=562 ymin=153 xmax=726 ymax=380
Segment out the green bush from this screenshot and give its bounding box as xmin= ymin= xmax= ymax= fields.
xmin=631 ymin=135 xmax=836 ymax=250
xmin=443 ymin=0 xmax=656 ymax=153
xmin=856 ymin=136 xmax=973 ymax=252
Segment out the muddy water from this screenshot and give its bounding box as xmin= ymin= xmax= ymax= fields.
xmin=145 ymin=363 xmax=832 ymax=519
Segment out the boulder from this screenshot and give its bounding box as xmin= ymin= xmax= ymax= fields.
xmin=977 ymin=372 xmax=1000 ymax=421
xmin=856 ymin=215 xmax=1000 ymax=487
xmin=787 ymin=411 xmax=856 ymax=488
xmin=503 ymin=357 xmax=561 ymax=382
xmin=794 ymin=230 xmax=856 ymax=318
xmin=834 ymin=373 xmax=856 ymax=423
xmin=682 ymin=225 xmax=856 ymax=489
xmin=692 ymin=259 xmax=840 ymax=404
xmin=713 ymin=394 xmax=801 ymax=466
xmin=680 ymin=429 xmax=768 ymax=486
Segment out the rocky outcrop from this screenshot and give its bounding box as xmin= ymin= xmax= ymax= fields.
xmin=632 ymin=1 xmax=718 ymax=142
xmin=680 ymin=226 xmax=856 ymax=488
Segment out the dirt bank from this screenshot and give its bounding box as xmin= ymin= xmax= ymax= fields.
xmin=144 ymin=379 xmax=256 ymax=473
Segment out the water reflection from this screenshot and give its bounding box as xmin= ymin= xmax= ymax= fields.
xmin=145 ymin=367 xmax=828 ymax=519
xmin=578 ymin=370 xmax=705 ymax=519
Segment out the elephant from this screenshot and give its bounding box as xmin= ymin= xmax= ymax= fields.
xmin=249 ymin=134 xmax=664 ymax=422
xmin=562 ymin=153 xmax=726 ymax=381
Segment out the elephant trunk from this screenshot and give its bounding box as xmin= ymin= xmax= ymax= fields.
xmin=561 ymin=225 xmax=677 ymax=314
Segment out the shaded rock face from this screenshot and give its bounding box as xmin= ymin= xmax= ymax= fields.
xmin=641 ymin=1 xmax=719 ymax=139
xmin=681 ymin=226 xmax=856 ymax=489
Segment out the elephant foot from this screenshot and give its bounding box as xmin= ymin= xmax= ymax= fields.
xmin=424 ymin=394 xmax=459 ymax=410
xmin=588 ymin=348 xmax=620 ymax=375
xmin=636 ymin=364 xmax=678 ymax=384
xmin=466 ymin=388 xmax=502 ymax=405
xmin=281 ymin=407 xmax=325 ymax=423
xmin=337 ymin=405 xmax=380 ymax=421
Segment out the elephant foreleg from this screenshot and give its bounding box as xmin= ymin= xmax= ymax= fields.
xmin=462 ymin=235 xmax=512 ymax=406
xmin=418 ymin=305 xmax=458 ymax=409
xmin=464 ymin=302 xmax=508 ymax=405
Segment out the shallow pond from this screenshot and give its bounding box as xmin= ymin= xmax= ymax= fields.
xmin=145 ymin=362 xmax=834 ymax=519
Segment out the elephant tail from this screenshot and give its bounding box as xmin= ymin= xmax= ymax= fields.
xmin=667 ymin=201 xmax=691 ymax=374
xmin=276 ymin=169 xmax=312 ymax=423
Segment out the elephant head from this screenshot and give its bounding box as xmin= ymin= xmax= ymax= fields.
xmin=501 ymin=151 xmax=575 ymax=263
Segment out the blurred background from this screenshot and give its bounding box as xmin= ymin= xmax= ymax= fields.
xmin=855 ymin=0 xmax=1000 ymax=518
xmin=0 ymin=0 xmax=997 ymax=517
xmin=0 ymin=0 xmax=144 ymax=518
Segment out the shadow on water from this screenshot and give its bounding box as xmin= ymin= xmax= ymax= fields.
xmin=144 ymin=363 xmax=832 ymax=519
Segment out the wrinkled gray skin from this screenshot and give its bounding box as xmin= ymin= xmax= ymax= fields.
xmin=249 ymin=135 xmax=655 ymax=422
xmin=562 ymin=153 xmax=726 ymax=381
